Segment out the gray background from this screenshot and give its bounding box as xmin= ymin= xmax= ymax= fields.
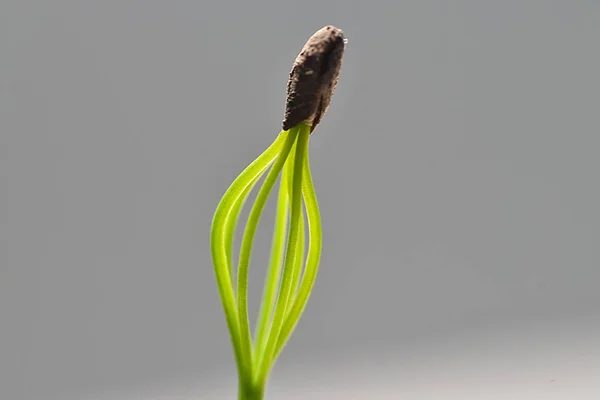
xmin=2 ymin=1 xmax=599 ymax=399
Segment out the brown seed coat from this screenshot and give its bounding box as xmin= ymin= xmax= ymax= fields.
xmin=282 ymin=25 xmax=346 ymax=133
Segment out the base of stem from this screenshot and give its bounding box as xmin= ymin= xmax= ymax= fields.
xmin=238 ymin=381 xmax=265 ymax=400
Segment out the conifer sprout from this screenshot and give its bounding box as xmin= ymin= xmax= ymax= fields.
xmin=210 ymin=25 xmax=346 ymax=400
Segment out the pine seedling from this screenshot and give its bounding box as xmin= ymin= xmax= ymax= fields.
xmin=210 ymin=25 xmax=346 ymax=400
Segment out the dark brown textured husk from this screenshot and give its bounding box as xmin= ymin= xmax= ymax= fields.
xmin=282 ymin=25 xmax=345 ymax=133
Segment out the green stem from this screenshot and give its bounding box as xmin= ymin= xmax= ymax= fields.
xmin=255 ymin=123 xmax=311 ymax=385
xmin=238 ymin=378 xmax=265 ymax=400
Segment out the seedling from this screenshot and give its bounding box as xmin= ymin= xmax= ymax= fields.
xmin=210 ymin=25 xmax=346 ymax=400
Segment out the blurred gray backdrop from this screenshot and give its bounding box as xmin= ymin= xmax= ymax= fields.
xmin=2 ymin=1 xmax=599 ymax=399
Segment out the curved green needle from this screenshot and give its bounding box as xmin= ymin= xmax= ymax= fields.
xmin=274 ymin=146 xmax=322 ymax=360
xmin=254 ymin=136 xmax=306 ymax=363
xmin=211 ymin=122 xmax=321 ymax=399
xmin=236 ymin=127 xmax=299 ymax=381
xmin=282 ymin=139 xmax=306 ymax=316
xmin=225 ymin=172 xmax=265 ymax=284
xmin=252 ymin=167 xmax=290 ymax=360
xmin=210 ymin=131 xmax=288 ymax=379
xmin=255 ymin=123 xmax=311 ymax=384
